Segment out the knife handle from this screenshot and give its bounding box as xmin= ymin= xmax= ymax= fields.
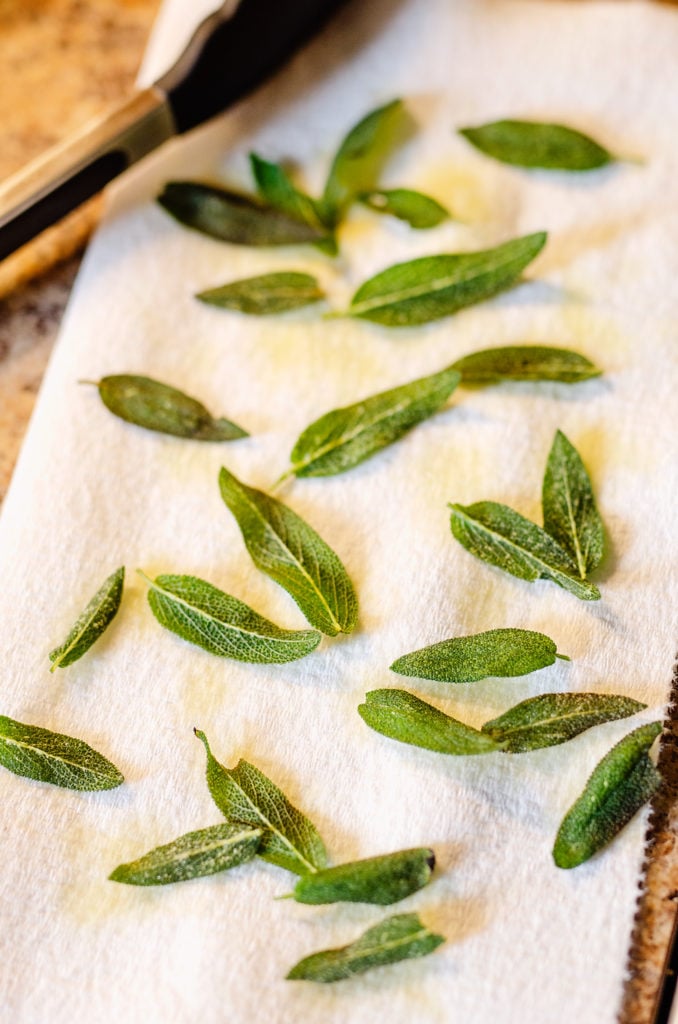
xmin=0 ymin=87 xmax=176 ymax=263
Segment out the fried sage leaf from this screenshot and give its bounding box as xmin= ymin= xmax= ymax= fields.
xmin=49 ymin=566 xmax=124 ymax=671
xmin=286 ymin=912 xmax=445 ymax=983
xmin=140 ymin=571 xmax=321 ymax=663
xmin=283 ymin=365 xmax=460 ymax=479
xmin=0 ymin=715 xmax=123 ymax=790
xmin=196 ymin=731 xmax=327 ymax=875
xmin=448 ymin=501 xmax=600 ymax=601
xmin=542 ymin=430 xmax=604 ymax=579
xmin=109 ymin=823 xmax=263 ymax=886
xmin=346 ymin=232 xmax=547 ymax=326
xmin=290 ymin=847 xmax=435 ymax=906
xmin=391 ymin=627 xmax=565 ymax=683
xmin=553 ymin=722 xmax=662 ymax=869
xmin=196 ymin=272 xmax=324 ymax=315
xmin=218 ymin=467 xmax=357 ymax=636
xmin=360 ymin=188 xmax=449 ymax=229
xmin=451 ymin=345 xmax=602 ymax=385
xmin=157 ymin=181 xmax=327 ymax=246
xmin=482 ymin=693 xmax=646 ymax=753
xmin=358 ymin=689 xmax=499 ymax=756
xmin=250 ymin=153 xmax=336 ymax=255
xmin=93 ymin=375 xmax=247 ymax=441
xmin=459 ymin=119 xmax=614 ymax=171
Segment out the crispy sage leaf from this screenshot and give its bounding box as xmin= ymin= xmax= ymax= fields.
xmin=196 ymin=731 xmax=327 ymax=875
xmin=0 ymin=715 xmax=123 ymax=790
xmin=459 ymin=119 xmax=614 ymax=171
xmin=482 ymin=693 xmax=646 ymax=753
xmin=553 ymin=722 xmax=662 ymax=869
xmin=157 ymin=181 xmax=327 ymax=246
xmin=109 ymin=823 xmax=263 ymax=886
xmin=196 ymin=272 xmax=324 ymax=315
xmin=346 ymin=232 xmax=547 ymax=326
xmin=218 ymin=467 xmax=357 ymax=636
xmin=291 ymin=847 xmax=435 ymax=906
xmin=449 ymin=502 xmax=600 ymax=601
xmin=93 ymin=375 xmax=247 ymax=441
xmin=452 ymin=345 xmax=602 ymax=385
xmin=49 ymin=566 xmax=124 ymax=671
xmin=391 ymin=627 xmax=565 ymax=683
xmin=286 ymin=912 xmax=445 ymax=983
xmin=250 ymin=153 xmax=336 ymax=255
xmin=542 ymin=430 xmax=604 ymax=579
xmin=140 ymin=571 xmax=321 ymax=663
xmin=360 ymin=188 xmax=449 ymax=229
xmin=359 ymin=689 xmax=499 ymax=756
xmin=283 ymin=365 xmax=460 ymax=479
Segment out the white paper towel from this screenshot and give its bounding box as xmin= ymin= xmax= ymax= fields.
xmin=1 ymin=1 xmax=677 ymax=1021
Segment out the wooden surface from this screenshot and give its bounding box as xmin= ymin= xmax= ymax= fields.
xmin=0 ymin=3 xmax=675 ymax=1021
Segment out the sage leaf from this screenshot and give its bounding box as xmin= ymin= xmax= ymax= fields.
xmin=92 ymin=375 xmax=247 ymax=441
xmin=346 ymin=232 xmax=547 ymax=327
xmin=459 ymin=119 xmax=614 ymax=171
xmin=390 ymin=627 xmax=565 ymax=683
xmin=451 ymin=345 xmax=602 ymax=385
xmin=49 ymin=566 xmax=124 ymax=671
xmin=140 ymin=571 xmax=321 ymax=663
xmin=0 ymin=715 xmax=123 ymax=790
xmin=157 ymin=181 xmax=327 ymax=246
xmin=196 ymin=730 xmax=327 ymax=875
xmin=290 ymin=847 xmax=435 ymax=906
xmin=358 ymin=689 xmax=499 ymax=756
xmin=360 ymin=188 xmax=449 ymax=229
xmin=321 ymin=98 xmax=411 ymax=228
xmin=283 ymin=365 xmax=461 ymax=479
xmin=482 ymin=693 xmax=646 ymax=753
xmin=109 ymin=823 xmax=263 ymax=886
xmin=449 ymin=501 xmax=600 ymax=601
xmin=250 ymin=153 xmax=336 ymax=255
xmin=286 ymin=912 xmax=445 ymax=983
xmin=196 ymin=272 xmax=324 ymax=315
xmin=542 ymin=430 xmax=604 ymax=579
xmin=553 ymin=721 xmax=662 ymax=869
xmin=218 ymin=466 xmax=357 ymax=636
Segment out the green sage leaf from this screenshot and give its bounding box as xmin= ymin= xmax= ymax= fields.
xmin=140 ymin=571 xmax=321 ymax=663
xmin=553 ymin=722 xmax=662 ymax=869
xmin=93 ymin=375 xmax=247 ymax=441
xmin=291 ymin=847 xmax=435 ymax=906
xmin=218 ymin=466 xmax=357 ymax=636
xmin=346 ymin=232 xmax=547 ymax=327
xmin=482 ymin=693 xmax=646 ymax=753
xmin=157 ymin=181 xmax=327 ymax=246
xmin=286 ymin=912 xmax=445 ymax=983
xmin=459 ymin=119 xmax=614 ymax=171
xmin=196 ymin=272 xmax=324 ymax=315
xmin=358 ymin=689 xmax=499 ymax=756
xmin=250 ymin=153 xmax=336 ymax=255
xmin=360 ymin=188 xmax=449 ymax=229
xmin=49 ymin=566 xmax=124 ymax=671
xmin=284 ymin=365 xmax=460 ymax=479
xmin=451 ymin=345 xmax=602 ymax=385
xmin=448 ymin=501 xmax=600 ymax=601
xmin=542 ymin=430 xmax=604 ymax=579
xmin=195 ymin=731 xmax=327 ymax=875
xmin=109 ymin=823 xmax=263 ymax=886
xmin=0 ymin=715 xmax=123 ymax=790
xmin=390 ymin=627 xmax=565 ymax=683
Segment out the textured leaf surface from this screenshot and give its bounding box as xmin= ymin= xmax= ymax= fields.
xmin=0 ymin=715 xmax=123 ymax=790
xmin=459 ymin=120 xmax=614 ymax=170
xmin=109 ymin=823 xmax=263 ymax=886
xmin=452 ymin=345 xmax=601 ymax=385
xmin=196 ymin=731 xmax=327 ymax=875
xmin=219 ymin=467 xmax=357 ymax=636
xmin=347 ymin=232 xmax=546 ymax=326
xmin=360 ymin=188 xmax=449 ymax=228
xmin=292 ymin=847 xmax=435 ymax=906
xmin=285 ymin=366 xmax=460 ymax=478
xmin=359 ymin=689 xmax=499 ymax=756
xmin=542 ymin=430 xmax=604 ymax=578
xmin=449 ymin=501 xmax=600 ymax=601
xmin=391 ymin=627 xmax=563 ymax=683
xmin=197 ymin=272 xmax=324 ymax=315
xmin=286 ymin=912 xmax=444 ymax=982
xmin=553 ymin=722 xmax=662 ymax=868
xmin=49 ymin=566 xmax=124 ymax=670
xmin=250 ymin=154 xmax=336 ymax=254
xmin=141 ymin=572 xmax=321 ymax=663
